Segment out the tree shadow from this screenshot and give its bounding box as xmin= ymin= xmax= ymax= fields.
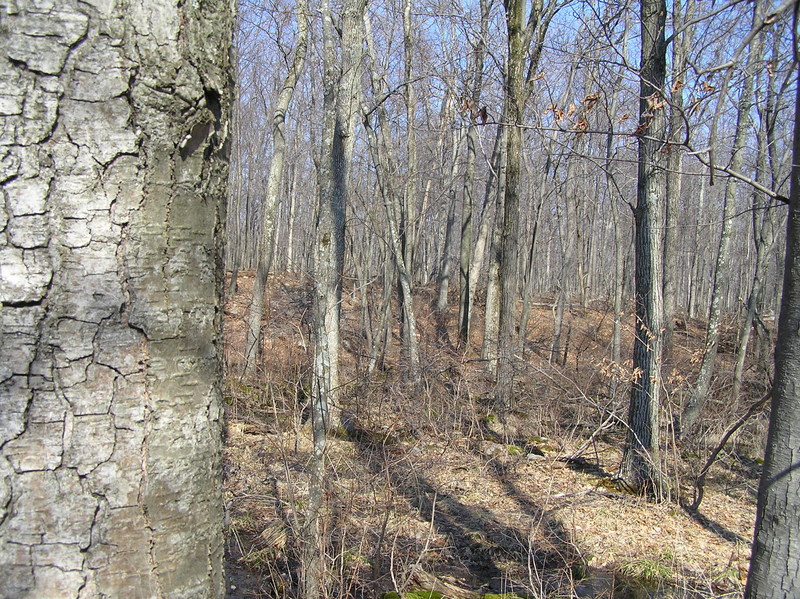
xmin=682 ymin=507 xmax=749 ymax=545
xmin=343 ymin=415 xmax=584 ymax=596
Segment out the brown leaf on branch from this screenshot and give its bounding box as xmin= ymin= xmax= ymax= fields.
xmin=566 ymin=103 xmax=576 ymax=119
xmin=618 ymin=112 xmax=631 ymax=124
xmin=632 ymin=119 xmax=651 ymax=136
xmin=671 ymin=79 xmax=684 ymax=93
xmin=583 ymin=92 xmax=601 ymax=111
xmin=572 ymin=118 xmax=589 ymax=134
xmin=646 ymin=93 xmax=666 ymax=111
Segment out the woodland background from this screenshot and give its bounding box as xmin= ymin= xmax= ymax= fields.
xmin=220 ymin=0 xmax=796 ymax=597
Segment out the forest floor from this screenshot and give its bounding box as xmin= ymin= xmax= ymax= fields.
xmin=221 ymin=272 xmax=769 ymax=599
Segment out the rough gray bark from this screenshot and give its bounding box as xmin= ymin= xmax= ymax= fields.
xmin=0 ymin=1 xmax=233 ymax=597
xmin=621 ymin=0 xmax=667 ymax=495
xmin=459 ymin=122 xmax=477 ymax=342
xmin=496 ymin=0 xmax=549 ymax=409
xmin=435 ymin=121 xmax=462 ymax=315
xmin=745 ymin=59 xmax=800 ymax=599
xmin=243 ymin=0 xmax=309 ymax=377
xmin=313 ymin=0 xmax=364 ymax=429
xmin=472 ymin=125 xmax=504 ymax=355
xmin=482 ymin=132 xmax=506 ymax=368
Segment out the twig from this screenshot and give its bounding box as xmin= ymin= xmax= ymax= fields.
xmin=568 ymin=411 xmax=616 ymax=462
xmin=684 ymin=390 xmax=771 ymax=513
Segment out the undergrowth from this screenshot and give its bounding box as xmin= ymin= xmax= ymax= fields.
xmin=222 ymin=273 xmax=768 ymax=598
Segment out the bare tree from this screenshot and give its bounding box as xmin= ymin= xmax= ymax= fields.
xmin=495 ymin=0 xmax=557 ymax=408
xmin=305 ymin=0 xmax=365 ymax=594
xmin=661 ymin=0 xmax=694 ymax=361
xmin=680 ymin=1 xmax=762 ymax=436
xmin=362 ymin=8 xmax=422 ymax=383
xmin=733 ymin=23 xmax=787 ymax=399
xmin=243 ymin=0 xmax=309 ymax=377
xmin=458 ymin=0 xmax=491 ymax=344
xmin=621 ymin=0 xmax=667 ymax=495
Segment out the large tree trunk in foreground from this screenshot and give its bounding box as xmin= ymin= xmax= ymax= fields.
xmin=0 ymin=1 xmax=233 ymax=597
xmin=621 ymin=0 xmax=667 ymax=496
xmin=745 ymin=61 xmax=800 ymax=599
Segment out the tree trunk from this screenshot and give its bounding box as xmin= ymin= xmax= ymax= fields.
xmin=457 ymin=0 xmax=489 ymax=343
xmin=286 ymin=160 xmax=299 ymax=272
xmin=680 ymin=6 xmax=760 ymax=436
xmin=518 ymin=182 xmax=545 ymax=353
xmin=0 ymin=2 xmax=233 ymax=597
xmin=435 ymin=127 xmax=462 ymax=315
xmin=227 ymin=83 xmax=243 ymax=296
xmin=495 ymin=0 xmax=530 ymax=410
xmin=470 ymin=123 xmax=505 ymax=340
xmin=306 ymin=0 xmax=365 ymax=594
xmin=687 ymin=180 xmax=707 ymax=319
xmin=733 ymin=26 xmax=782 ymax=400
xmin=243 ymin=0 xmax=309 ymax=377
xmin=621 ymin=0 xmax=667 ymax=496
xmin=482 ymin=124 xmax=508 ymax=369
xmin=745 ymin=59 xmax=800 ymax=599
xmin=603 ymin=28 xmax=628 ymax=367
xmin=661 ymin=0 xmax=693 ymax=362
xmin=363 ymin=10 xmax=421 ymax=383
xmin=551 ymin=152 xmax=579 ymax=366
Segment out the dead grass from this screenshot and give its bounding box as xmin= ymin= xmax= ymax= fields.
xmin=223 ymin=272 xmax=768 ymax=598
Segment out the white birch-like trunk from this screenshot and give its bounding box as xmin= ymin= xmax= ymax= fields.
xmin=305 ymin=0 xmax=365 ymax=595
